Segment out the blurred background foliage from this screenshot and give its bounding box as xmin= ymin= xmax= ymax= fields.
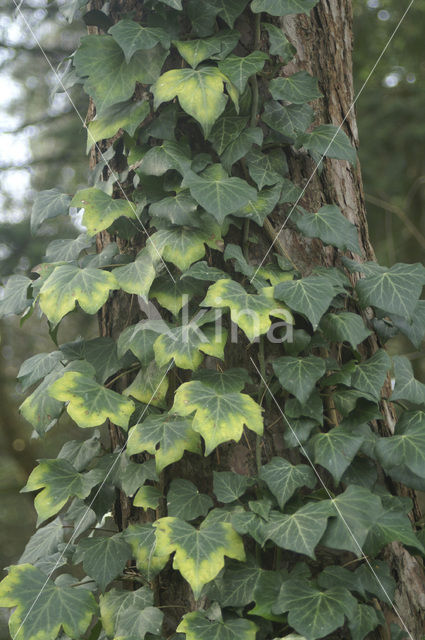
xmin=0 ymin=0 xmax=423 ymax=636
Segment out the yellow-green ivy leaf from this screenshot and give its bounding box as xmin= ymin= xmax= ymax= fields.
xmin=178 ymin=611 xmax=257 ymax=640
xmin=123 ymin=362 xmax=169 ymax=408
xmin=86 ymin=99 xmax=150 ymax=152
xmin=150 ymin=275 xmax=204 ymax=316
xmin=174 ymin=30 xmax=239 ymax=68
xmin=154 ymin=323 xmax=227 ymax=370
xmin=113 ymin=250 xmax=156 ymax=297
xmin=71 ymin=188 xmax=136 ymax=236
xmin=49 ymin=371 xmax=135 ymax=429
xmin=218 ymin=51 xmax=269 ymax=93
xmin=0 ymin=564 xmax=97 ymax=640
xmin=122 ymin=523 xmax=169 ymax=579
xmin=39 ymin=264 xmax=118 ymax=325
xmin=133 ymin=485 xmax=162 ymax=510
xmin=154 ymin=516 xmax=245 ymax=597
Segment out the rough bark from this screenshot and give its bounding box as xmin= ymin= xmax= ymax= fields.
xmin=86 ymin=0 xmax=425 ymax=637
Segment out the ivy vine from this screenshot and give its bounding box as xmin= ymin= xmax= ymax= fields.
xmin=1 ymin=1 xmax=424 ymax=640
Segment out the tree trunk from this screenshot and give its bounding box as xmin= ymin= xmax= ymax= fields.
xmin=88 ymin=0 xmax=425 ymax=637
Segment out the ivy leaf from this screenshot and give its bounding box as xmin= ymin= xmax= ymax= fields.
xmin=259 ymin=457 xmax=316 ymax=509
xmin=221 ymin=127 xmax=263 ymax=171
xmin=348 ymin=604 xmax=381 ymax=640
xmin=87 ymin=99 xmax=150 ymax=151
xmin=39 ymin=264 xmax=118 ymax=325
xmin=218 ymin=51 xmax=269 ymax=93
xmin=364 ymin=507 xmax=425 ymax=557
xmin=264 ymin=503 xmax=331 ymax=558
xmin=31 ymin=188 xmax=71 ymax=233
xmin=178 ymin=611 xmax=257 ymax=640
xmin=174 ymin=30 xmax=240 ymax=68
xmin=270 ymin=71 xmax=322 ymax=104
xmin=274 ymin=275 xmax=336 ymax=329
xmin=115 ymin=604 xmax=163 ymax=640
xmin=202 ymin=278 xmax=292 ymax=341
xmin=49 ymin=370 xmax=134 ymax=429
xmin=124 ymin=362 xmax=169 ymax=408
xmin=311 ymin=426 xmax=365 ymax=483
xmin=293 ymin=205 xmax=360 ymax=252
xmin=109 ymin=19 xmax=170 ymax=62
xmin=150 ymin=192 xmax=199 ymax=226
xmin=321 ymin=485 xmax=384 ymax=555
xmin=391 ymin=355 xmax=425 ymax=405
xmin=123 ymin=523 xmax=169 ymax=579
xmin=375 ymin=416 xmax=425 ymax=478
xmin=154 ymin=516 xmax=245 ymax=597
xmin=74 ymin=35 xmax=167 ymax=113
xmin=245 ymin=148 xmax=287 ymax=189
xmin=319 ymin=312 xmax=371 ymax=349
xmin=208 ymin=115 xmax=249 ymax=154
xmin=0 ymin=564 xmax=97 ymax=640
xmin=137 ymin=140 xmax=192 ymax=176
xmin=150 ymin=275 xmax=204 ymax=316
xmin=71 ymin=188 xmax=136 ymax=237
xmin=18 ymin=351 xmax=63 ymax=391
xmin=272 ymin=355 xmax=326 ymax=404
xmin=45 ymin=233 xmax=93 ymax=263
xmin=74 ymin=533 xmax=132 ymax=591
xmin=356 ymin=262 xmax=425 ymax=318
xmin=273 ymin=580 xmax=357 ymax=640
xmin=134 ymin=485 xmax=162 ymax=510
xmin=391 ymin=300 xmax=425 ymax=349
xmin=182 ymin=262 xmax=227 ymax=282
xmin=297 ymin=124 xmax=357 ymax=164
xmin=0 ymin=274 xmax=32 ymax=318
xmin=172 ymin=370 xmax=263 ymax=455
xmin=22 ymin=458 xmax=101 ymax=524
xmin=118 ymin=321 xmax=162 ymax=365
xmin=127 ymin=412 xmax=201 ymax=472
xmin=154 ymin=323 xmax=227 ymax=370
xmin=351 ymin=349 xmax=391 ymax=401
xmin=214 ymin=0 xmax=250 ymax=27
xmin=262 ymin=23 xmax=296 ymax=61
xmin=232 ymin=183 xmax=283 ymax=226
xmin=183 ymin=165 xmax=258 ymax=224
xmin=262 ymin=100 xmax=314 ymax=140
xmin=20 ymin=366 xmax=65 ymax=435
xmin=113 ymin=251 xmax=156 ymax=297
xmin=153 ymin=67 xmax=232 ymax=136
xmin=58 ymin=432 xmax=101 ymax=473
xmin=100 ymin=586 xmax=162 ymax=639
xmin=213 ymin=471 xmax=253 ymax=503
xmin=167 ymin=479 xmax=213 ymax=520
xmin=252 ymin=0 xmax=319 ymax=15
xmin=60 ymin=336 xmax=122 ymax=384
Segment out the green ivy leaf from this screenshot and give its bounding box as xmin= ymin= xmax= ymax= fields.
xmin=39 ymin=264 xmax=117 ymax=325
xmin=113 ymin=251 xmax=156 ymax=297
xmin=18 ymin=351 xmax=63 ymax=391
xmin=20 ymin=366 xmax=65 ymax=435
xmin=167 ymin=479 xmax=213 ymax=520
xmin=154 ymin=323 xmax=227 ymax=370
xmin=321 ymin=485 xmax=384 ymax=555
xmin=134 ymin=485 xmax=162 ymax=510
xmin=375 ymin=413 xmax=425 ymax=478
xmin=150 ymin=192 xmax=199 ymax=226
xmin=137 ymin=140 xmax=192 ymax=176
xmin=109 ymin=19 xmax=170 ymax=62
xmin=364 ymin=507 xmax=425 ymax=557
xmin=273 ymin=580 xmax=357 ymax=639
xmin=99 ymin=586 xmax=159 ymax=639
xmin=245 ymin=148 xmax=287 ymax=189
xmin=259 ymin=457 xmax=316 ymax=509
xmin=60 ymin=336 xmax=122 ymax=384
xmin=202 ymin=278 xmax=292 ymax=341
xmin=297 ymin=124 xmax=357 ymax=164
xmin=270 ymin=71 xmax=322 ymax=104
xmin=293 ymin=204 xmax=360 ymax=252
xmin=58 ymin=432 xmax=101 ymax=472
xmin=391 ymin=300 xmax=425 ymax=349
xmin=153 ymin=67 xmax=233 ymax=136
xmin=232 ymin=183 xmax=282 ymax=225
xmin=0 ymin=564 xmax=97 ymax=640
xmin=274 ymin=275 xmax=336 ymax=329
xmin=213 ymin=471 xmax=253 ymax=503
xmin=262 ymin=100 xmax=313 ymax=140
xmin=312 ymin=426 xmax=365 ymax=483
xmin=272 ymin=355 xmax=326 ymax=404
xmin=117 ymin=321 xmax=161 ymax=365
xmin=150 ymin=275 xmax=204 ymax=316
xmin=221 ymin=127 xmax=263 ymax=171
xmin=87 ymin=99 xmax=150 ymax=151
xmin=182 ymin=261 xmax=227 ymax=282
xmin=124 ymin=362 xmax=169 ymax=408
xmin=391 ymin=355 xmax=425 ymax=405
xmin=319 ymin=312 xmax=371 ymax=348
xmin=154 ymin=516 xmax=245 ymax=597
xmin=218 ymin=51 xmax=269 ymax=93
xmin=348 ymin=604 xmax=381 ymax=640
xmin=172 ymin=370 xmax=263 ymax=455
xmin=74 ymin=533 xmax=132 ymax=591
xmin=31 ymin=188 xmax=71 ymax=233
xmin=183 ymin=165 xmax=258 ymax=224
xmin=264 ymin=503 xmax=332 ymax=558
xmin=49 ymin=370 xmax=134 ymax=429
xmin=22 ymin=458 xmax=101 ymax=524
xmin=174 ymin=30 xmax=240 ymax=68
xmin=252 ymin=0 xmax=319 ymax=16
xmin=122 ymin=523 xmax=169 ymax=579
xmin=208 ymin=115 xmax=249 ymax=154
xmin=74 ymin=35 xmax=167 ymax=113
xmin=262 ymin=23 xmax=296 ymax=61
xmin=127 ymin=412 xmax=201 ymax=473
xmin=71 ymin=188 xmax=136 ymax=237
xmin=45 ymin=233 xmax=93 ymax=263
xmin=356 ymin=262 xmax=425 ymax=318
xmin=214 ymin=0 xmax=250 ymax=27
xmin=178 ymin=611 xmax=257 ymax=640
xmin=351 ymin=349 xmax=391 ymax=401
xmin=0 ymin=274 xmax=32 ymax=318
